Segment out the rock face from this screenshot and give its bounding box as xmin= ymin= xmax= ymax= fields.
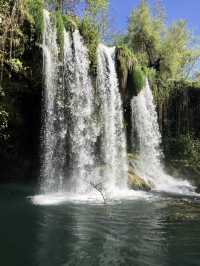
xmin=0 ymin=15 xmax=43 ymax=181
xmin=158 ymin=84 xmax=200 ymax=139
xmin=158 ymin=83 xmax=200 ymax=183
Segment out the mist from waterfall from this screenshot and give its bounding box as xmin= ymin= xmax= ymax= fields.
xmin=131 ymin=79 xmax=193 ymax=193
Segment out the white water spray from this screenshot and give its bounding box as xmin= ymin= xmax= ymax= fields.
xmin=131 ymin=79 xmax=194 ymax=193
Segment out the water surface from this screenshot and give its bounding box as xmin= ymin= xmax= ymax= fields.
xmin=1 ymin=183 xmax=200 ymax=266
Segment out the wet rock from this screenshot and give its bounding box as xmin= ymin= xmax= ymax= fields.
xmin=127 ymin=153 xmax=153 ymax=191
xmin=128 ymin=172 xmax=152 ymax=192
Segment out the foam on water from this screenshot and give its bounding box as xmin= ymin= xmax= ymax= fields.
xmin=31 ymin=189 xmax=152 ymax=206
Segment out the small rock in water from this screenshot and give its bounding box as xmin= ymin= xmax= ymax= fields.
xmin=128 ymin=172 xmax=152 ymax=192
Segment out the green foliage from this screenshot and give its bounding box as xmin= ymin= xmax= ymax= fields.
xmin=166 ymin=134 xmax=200 ymax=175
xmin=127 ymin=0 xmax=162 ymax=67
xmin=26 ymin=0 xmax=44 ymax=41
xmin=79 ymin=17 xmax=99 ymax=74
xmin=122 ymin=0 xmax=200 ymax=102
xmin=0 ymin=0 xmax=10 ymax=13
xmin=8 ymin=58 xmax=24 ymax=73
xmin=47 ymin=0 xmax=81 ymax=14
xmin=63 ymin=14 xmax=80 ymax=32
xmin=131 ymin=67 xmax=146 ymax=95
xmin=0 ymin=0 xmax=35 ymax=81
xmin=151 ymin=78 xmax=171 ymax=103
xmin=179 ymin=135 xmax=200 ymax=163
xmin=143 ymin=66 xmax=156 ymax=84
xmin=85 ymin=0 xmax=108 ymax=17
xmin=85 ymin=0 xmax=109 ymax=41
xmin=116 ymin=45 xmax=139 ymax=96
xmin=116 ymin=45 xmax=138 ymax=72
xmin=116 ymin=44 xmax=146 ymax=98
xmin=53 ymin=10 xmax=64 ymax=56
xmin=159 ymin=20 xmax=196 ymax=80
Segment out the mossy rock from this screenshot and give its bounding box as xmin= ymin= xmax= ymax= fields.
xmin=115 ymin=45 xmax=137 ymax=99
xmin=129 ymin=67 xmax=146 ymax=97
xmin=128 ymin=172 xmax=152 ymax=192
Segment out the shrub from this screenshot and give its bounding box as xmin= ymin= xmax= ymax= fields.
xmin=8 ymin=58 xmax=23 ymax=73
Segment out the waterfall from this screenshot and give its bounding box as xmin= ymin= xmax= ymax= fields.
xmin=97 ymin=44 xmax=128 ymax=192
xmin=35 ymin=9 xmax=195 ymax=206
xmin=39 ymin=9 xmax=193 ymax=203
xmin=131 ymin=79 xmax=193 ymax=193
xmin=41 ymin=10 xmax=66 ymax=194
xmin=40 ymin=10 xmax=128 ymax=200
xmin=63 ymin=30 xmax=99 ymax=194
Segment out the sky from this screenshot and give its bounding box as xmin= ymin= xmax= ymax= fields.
xmin=109 ymin=0 xmax=200 ymax=35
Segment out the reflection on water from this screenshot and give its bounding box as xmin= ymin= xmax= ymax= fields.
xmin=37 ymin=201 xmax=166 ymax=266
xmin=0 ymin=184 xmax=200 ymax=266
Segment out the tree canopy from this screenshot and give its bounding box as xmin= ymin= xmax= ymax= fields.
xmin=124 ymin=0 xmax=200 ymax=82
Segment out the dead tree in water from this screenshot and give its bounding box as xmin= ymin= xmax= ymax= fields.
xmin=89 ymin=181 xmax=106 ymax=204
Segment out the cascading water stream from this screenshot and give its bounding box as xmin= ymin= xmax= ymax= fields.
xmin=41 ymin=10 xmax=66 ymax=194
xmin=37 ymin=9 xmax=195 ymax=206
xmin=96 ymin=44 xmax=128 ymax=193
xmin=38 ymin=14 xmax=129 ymax=202
xmin=63 ymin=30 xmax=99 ymax=194
xmin=131 ymin=79 xmax=194 ymax=193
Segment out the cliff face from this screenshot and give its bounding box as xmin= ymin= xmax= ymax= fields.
xmin=116 ymin=58 xmax=200 ymax=182
xmin=0 ymin=15 xmax=43 ymax=181
xmin=157 ymin=85 xmax=200 ymax=182
xmin=158 ymin=85 xmax=200 ymax=139
xmin=0 ymin=31 xmax=200 ymax=182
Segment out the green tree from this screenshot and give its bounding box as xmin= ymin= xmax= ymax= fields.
xmin=85 ymin=0 xmax=108 ymax=18
xmin=126 ymin=0 xmax=163 ymax=68
xmin=84 ymin=0 xmax=108 ymax=40
xmin=125 ymin=0 xmax=200 ymax=82
xmin=159 ymin=20 xmax=200 ymax=80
